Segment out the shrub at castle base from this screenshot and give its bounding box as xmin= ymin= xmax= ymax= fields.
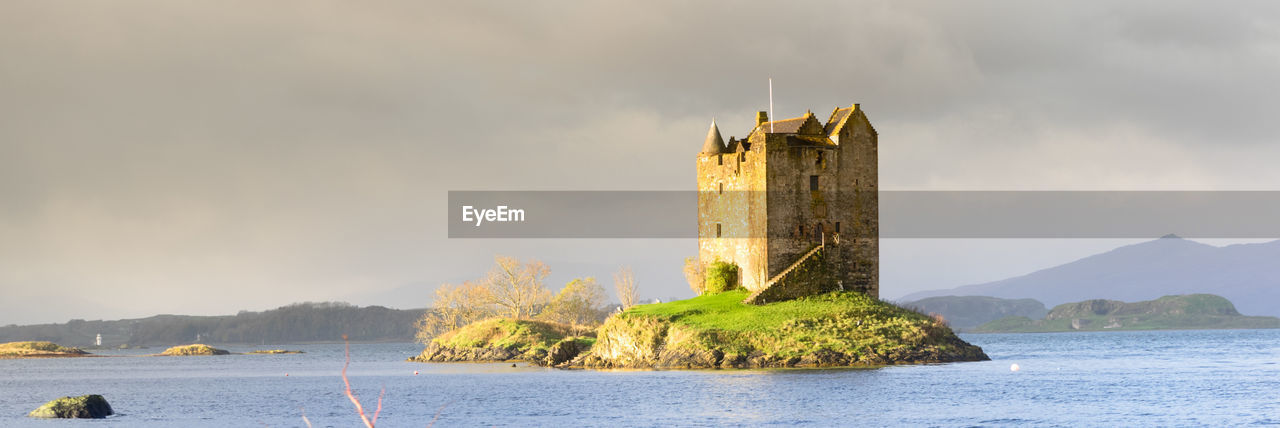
xmin=28 ymin=395 xmax=113 ymax=419
xmin=0 ymin=341 xmax=90 ymax=358
xmin=409 ymin=319 xmax=595 ymax=366
xmin=158 ymin=344 xmax=230 ymax=356
xmin=571 ymin=290 xmax=988 ymax=369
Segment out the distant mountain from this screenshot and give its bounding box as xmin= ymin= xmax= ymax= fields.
xmin=901 ymin=235 xmax=1280 ymax=316
xmin=973 ymin=294 xmax=1280 ymax=332
xmin=900 ymin=296 xmax=1047 ymax=330
xmin=0 ymin=302 xmax=427 ymax=348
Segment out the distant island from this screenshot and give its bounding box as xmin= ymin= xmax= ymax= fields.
xmin=972 ymin=294 xmax=1280 ymax=333
xmin=0 ymin=341 xmax=91 ymax=359
xmin=902 ymin=235 xmax=1280 ymax=317
xmin=901 ymin=295 xmax=1048 ymax=331
xmin=0 ymin=302 xmax=425 ymax=347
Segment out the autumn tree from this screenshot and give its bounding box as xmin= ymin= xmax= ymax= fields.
xmin=613 ymin=266 xmax=638 ymax=310
xmin=683 ymin=257 xmax=706 ymax=295
xmin=483 ymin=256 xmax=552 ymax=319
xmin=541 ymin=277 xmax=607 ymax=334
xmin=415 ymin=281 xmax=494 ymax=343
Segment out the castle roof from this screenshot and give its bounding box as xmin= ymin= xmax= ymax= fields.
xmin=756 ymin=116 xmax=809 ymax=134
xmin=701 ymin=119 xmax=727 ymax=154
xmin=825 ymin=106 xmax=854 ymax=135
xmin=787 ymin=135 xmax=838 ymax=147
xmin=747 ymin=111 xmax=835 ymax=146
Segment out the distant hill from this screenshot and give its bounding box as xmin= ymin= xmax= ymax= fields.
xmin=973 ymin=294 xmax=1280 ymax=333
xmin=0 ymin=302 xmax=427 ymax=347
xmin=901 ymin=235 xmax=1280 ymax=316
xmin=900 ymin=296 xmax=1047 ymax=330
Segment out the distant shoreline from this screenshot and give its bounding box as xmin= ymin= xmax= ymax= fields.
xmin=964 ymin=326 xmax=1280 ymax=334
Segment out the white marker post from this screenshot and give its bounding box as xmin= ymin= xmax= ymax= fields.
xmin=768 ymin=78 xmax=774 ymax=133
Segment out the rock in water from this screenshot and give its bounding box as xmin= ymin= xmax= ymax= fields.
xmin=544 ymin=338 xmax=583 ymax=367
xmin=28 ymin=395 xmax=114 ymax=419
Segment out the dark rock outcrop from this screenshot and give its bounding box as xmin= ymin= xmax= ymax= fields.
xmin=28 ymin=395 xmax=113 ymax=419
xmin=408 ymin=343 xmax=523 ymax=362
xmin=543 ymin=338 xmax=584 ymax=367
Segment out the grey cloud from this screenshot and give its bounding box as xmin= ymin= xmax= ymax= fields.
xmin=2 ymin=0 xmax=1279 ymax=323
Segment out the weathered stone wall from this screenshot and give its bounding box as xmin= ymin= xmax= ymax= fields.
xmin=833 ymin=108 xmax=879 ymax=297
xmin=697 ymin=147 xmax=768 ymax=291
xmin=764 ymin=134 xmax=839 ymax=282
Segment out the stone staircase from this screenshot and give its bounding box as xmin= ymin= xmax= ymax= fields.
xmin=743 ymin=242 xmax=824 ymax=304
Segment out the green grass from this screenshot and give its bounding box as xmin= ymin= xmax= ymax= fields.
xmin=626 ymin=290 xmax=922 ymax=332
xmin=615 ymin=290 xmax=968 ymax=358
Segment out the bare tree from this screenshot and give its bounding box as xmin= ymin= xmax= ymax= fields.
xmin=415 ymin=281 xmax=495 ymax=343
xmin=683 ymin=257 xmax=706 ymax=295
xmin=614 ymin=266 xmax=639 ymax=310
xmin=541 ymin=277 xmax=607 ymax=334
xmin=483 ymin=256 xmax=552 ymax=319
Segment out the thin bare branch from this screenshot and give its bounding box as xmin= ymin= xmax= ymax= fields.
xmin=342 ymin=335 xmax=376 ymax=428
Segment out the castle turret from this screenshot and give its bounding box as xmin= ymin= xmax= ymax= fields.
xmin=700 ymin=119 xmax=727 ymax=154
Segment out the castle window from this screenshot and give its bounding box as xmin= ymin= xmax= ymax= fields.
xmin=815 ymin=224 xmax=824 ymax=241
xmin=717 ymin=154 xmax=723 ymax=165
xmin=835 ymin=222 xmax=841 ymax=233
xmin=739 ymin=152 xmax=745 ymax=162
xmin=718 ymin=182 xmax=723 ymax=194
xmin=815 ymin=151 xmax=824 ymax=167
xmin=716 ymin=223 xmax=722 ymax=238
xmin=810 ymin=175 xmax=819 ymax=191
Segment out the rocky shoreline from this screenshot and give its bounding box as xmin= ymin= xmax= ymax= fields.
xmin=410 ymin=335 xmax=589 ymax=367
xmin=566 ymin=315 xmax=987 ymax=370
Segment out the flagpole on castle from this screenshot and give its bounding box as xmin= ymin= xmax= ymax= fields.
xmin=768 ymin=78 xmax=774 ymax=133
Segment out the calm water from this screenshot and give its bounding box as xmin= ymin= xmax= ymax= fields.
xmin=3 ymin=329 xmax=1280 ymax=427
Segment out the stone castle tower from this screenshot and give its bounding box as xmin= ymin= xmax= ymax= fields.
xmin=697 ymin=104 xmax=878 ymax=303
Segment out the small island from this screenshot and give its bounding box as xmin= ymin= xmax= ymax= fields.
xmin=973 ymin=294 xmax=1280 ymax=333
xmin=0 ymin=341 xmax=91 ymax=359
xmin=412 ymin=290 xmax=988 ymax=369
xmin=410 ymin=319 xmax=593 ymax=366
xmin=158 ymin=344 xmax=230 ymax=356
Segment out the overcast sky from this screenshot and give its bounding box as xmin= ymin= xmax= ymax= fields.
xmin=3 ymin=1 xmax=1280 ymax=324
